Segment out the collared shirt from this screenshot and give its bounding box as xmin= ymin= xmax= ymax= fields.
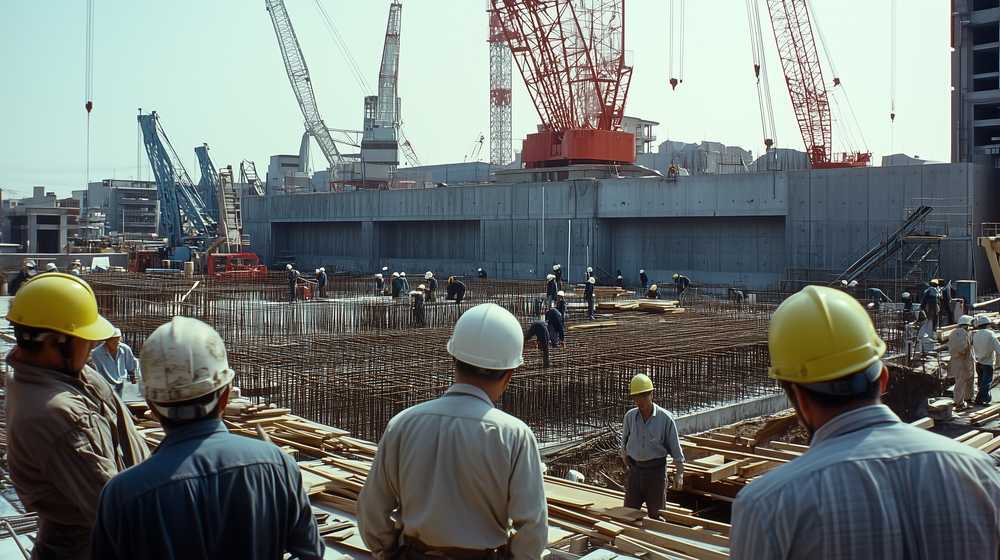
xmin=731 ymin=404 xmax=1000 ymax=560
xmin=972 ymin=328 xmax=1000 ymax=365
xmin=90 ymin=342 xmax=140 ymax=387
xmin=91 ymin=418 xmax=323 ymax=560
xmin=5 ymin=353 xmax=150 ymax=560
xmin=359 ymin=384 xmax=548 ymax=560
xmin=622 ymin=404 xmax=684 ymax=464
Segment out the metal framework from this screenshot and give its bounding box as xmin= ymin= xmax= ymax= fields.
xmin=492 ymin=0 xmax=631 ymax=132
xmin=489 ymin=8 xmax=513 ymax=165
xmin=376 ymin=1 xmax=402 ymax=128
xmin=764 ymin=0 xmax=869 ymax=168
xmin=195 ymin=143 xmax=221 ymax=222
xmin=265 ymin=0 xmax=346 ymax=168
xmin=138 ymin=112 xmax=215 ymax=246
xmin=240 ymin=160 xmax=265 ymax=197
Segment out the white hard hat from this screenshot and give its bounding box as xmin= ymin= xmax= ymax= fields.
xmin=650 ymin=284 xmax=658 ymax=291
xmin=286 ymin=264 xmax=292 ymax=270
xmin=110 ymin=328 xmax=122 ymax=339
xmin=588 ymin=277 xmax=596 ymax=284
xmin=140 ymin=317 xmax=234 ymax=411
xmin=901 ymin=291 xmax=911 ymax=299
xmin=382 ymin=266 xmax=389 ymax=271
xmin=640 ymin=269 xmax=645 ymax=274
xmin=958 ymin=315 xmax=974 ymax=327
xmin=848 ymin=280 xmax=859 ymax=288
xmin=419 ymin=284 xmax=426 ymax=290
xmin=557 ymin=290 xmax=565 ymax=297
xmin=319 ymin=267 xmax=325 ymax=272
xmin=72 ymin=259 xmax=82 ymax=265
xmin=553 ymin=264 xmax=561 ymax=270
xmin=400 ymin=272 xmax=406 ymax=277
xmin=840 ymin=280 xmax=848 ymax=287
xmin=375 ymin=273 xmax=383 ymax=279
xmin=617 ymin=275 xmax=623 ymax=279
xmin=975 ymin=314 xmax=992 ymax=328
xmin=392 ymin=272 xmax=400 ymax=277
xmin=315 ymin=269 xmax=321 ymax=274
xmin=45 ymin=263 xmax=57 ymax=271
xmin=447 ymin=303 xmax=524 ymax=371
xmin=24 ymin=260 xmax=35 ymax=269
xmin=587 ymin=267 xmax=593 ymax=272
xmin=425 ymin=271 xmax=433 ymax=279
xmin=547 ymin=274 xmax=556 ymax=280
xmin=478 ymin=268 xmax=483 ymax=272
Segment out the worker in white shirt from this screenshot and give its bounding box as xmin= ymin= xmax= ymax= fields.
xmin=971 ymin=314 xmax=1000 ymax=405
xmin=948 ymin=315 xmax=976 ymax=410
xmin=359 ymin=303 xmax=548 ymax=559
xmin=90 ymin=328 xmax=141 ymax=399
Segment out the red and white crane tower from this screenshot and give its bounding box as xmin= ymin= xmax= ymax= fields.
xmin=490 ymin=0 xmax=635 ymax=168
xmin=488 ymin=8 xmax=513 ymax=166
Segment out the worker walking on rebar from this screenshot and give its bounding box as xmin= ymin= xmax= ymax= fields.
xmin=285 ymin=264 xmax=299 ymax=303
xmin=584 ymin=276 xmax=596 ymax=320
xmin=673 ymin=273 xmax=690 ymax=301
xmin=921 ymin=279 xmax=942 ymax=332
xmin=8 ymin=259 xmax=36 ymax=295
xmin=91 ymin=317 xmax=324 ymax=560
xmin=524 ymin=312 xmax=552 ymax=368
xmin=411 ymin=285 xmax=427 ymax=327
xmin=545 ymin=273 xmax=559 ymax=307
xmin=615 ymin=270 xmax=624 ymax=288
xmin=316 ymin=267 xmax=328 ymax=299
xmin=621 ymin=373 xmax=684 ymax=521
xmin=478 ymin=267 xmax=487 ymax=279
xmin=646 ymin=284 xmax=659 ymax=299
xmin=400 ymin=271 xmax=410 ymax=293
xmin=639 ymin=269 xmax=648 ymax=291
xmin=5 ymin=273 xmax=150 ymax=558
xmin=447 ymin=276 xmax=467 ymax=304
xmin=545 ymin=305 xmax=565 ymax=348
xmin=90 ymin=327 xmax=141 ymax=400
xmin=375 ymin=273 xmax=385 ymax=296
xmin=425 ymin=271 xmax=437 ymax=302
xmin=949 ymin=315 xmax=976 ymax=410
xmin=730 ymin=286 xmax=1000 ymax=559
xmin=971 ymin=314 xmax=1000 ymax=406
xmin=391 ymin=272 xmax=403 ymax=298
xmin=359 ymin=304 xmax=547 ymax=559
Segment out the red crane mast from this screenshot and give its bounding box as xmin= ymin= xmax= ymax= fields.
xmin=765 ymin=0 xmax=870 ymax=168
xmin=490 ymin=0 xmax=635 ymax=168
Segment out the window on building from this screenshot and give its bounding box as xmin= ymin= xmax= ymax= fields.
xmin=975 ymin=0 xmax=1000 ymax=10
xmin=975 ymin=102 xmax=1000 ymax=120
xmin=974 ymin=48 xmax=999 ymax=74
xmin=975 ymin=124 xmax=1000 ymax=146
xmin=36 ymin=215 xmax=61 ymax=225
xmin=974 ymin=76 xmax=999 ymax=92
xmin=974 ymin=24 xmax=1000 ymax=44
xmin=280 ymin=162 xmax=299 ymax=168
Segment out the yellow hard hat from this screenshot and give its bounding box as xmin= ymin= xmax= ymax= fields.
xmin=6 ymin=273 xmax=114 ymax=341
xmin=768 ymin=286 xmax=886 ymax=385
xmin=629 ymin=373 xmax=654 ymax=396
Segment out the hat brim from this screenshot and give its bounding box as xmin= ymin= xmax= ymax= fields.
xmin=73 ymin=314 xmax=117 ymax=342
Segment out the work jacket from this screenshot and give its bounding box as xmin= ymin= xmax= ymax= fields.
xmin=5 ymin=353 xmax=150 ymax=559
xmin=584 ymin=283 xmax=594 ymax=301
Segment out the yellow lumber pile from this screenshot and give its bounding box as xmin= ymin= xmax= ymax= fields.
xmin=568 ymin=321 xmax=619 ymax=331
xmin=637 ymin=300 xmax=683 ymax=314
xmin=597 ymin=301 xmax=639 ymax=312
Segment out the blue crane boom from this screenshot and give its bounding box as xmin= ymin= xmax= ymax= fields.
xmin=195 ymin=143 xmax=221 ymax=222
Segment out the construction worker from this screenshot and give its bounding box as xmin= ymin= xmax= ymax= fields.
xmin=478 ymin=267 xmax=488 ymax=279
xmin=621 ymin=373 xmax=684 ymax=520
xmin=5 ymin=273 xmax=150 ymax=558
xmin=729 ymin=288 xmax=746 ymax=305
xmin=69 ymin=259 xmax=83 ymax=277
xmin=545 ymin=273 xmax=559 ymax=307
xmin=375 ymin=273 xmax=385 ymax=295
xmin=411 ymin=285 xmax=427 ymax=327
xmin=584 ymin=276 xmax=596 ymax=320
xmin=971 ymin=314 xmax=1000 ymax=405
xmin=285 ymin=264 xmax=299 ymax=303
xmin=447 ymin=275 xmax=467 ymax=304
xmin=545 ymin=305 xmax=565 ymax=348
xmin=921 ymin=279 xmax=942 ymax=332
xmin=586 ymin=266 xmax=595 ymax=282
xmin=425 ymin=271 xmax=437 ymax=302
xmin=553 ymin=263 xmax=562 ymax=283
xmin=42 ymin=262 xmax=58 ymax=274
xmin=90 ymin=327 xmax=141 ymax=399
xmin=949 ymin=315 xmax=976 ymax=410
xmin=391 ymin=272 xmax=403 ymax=298
xmin=555 ymin=290 xmax=567 ymax=318
xmin=400 ymin=271 xmax=410 ymax=293
xmin=730 ymin=286 xmax=1000 ymax=559
xmin=900 ymin=290 xmax=914 ymax=312
xmin=865 ymin=287 xmax=891 ymax=311
xmin=91 ymin=317 xmax=324 ymax=559
xmin=615 ymin=270 xmax=624 ymax=288
xmin=646 ymin=284 xmax=659 ymax=299
xmin=8 ymin=259 xmax=36 ymax=295
xmin=524 ymin=312 xmax=552 ymax=368
xmin=359 ymin=304 xmax=547 ymax=558
xmin=316 ymin=266 xmax=328 ymax=298
xmin=942 ymin=279 xmax=956 ymax=324
xmin=639 ymin=269 xmax=648 ymax=291
xmin=673 ymin=273 xmax=690 ymax=300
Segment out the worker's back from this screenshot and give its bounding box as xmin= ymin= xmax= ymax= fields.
xmin=731 ymin=405 xmax=1000 ymax=559
xmin=92 ymin=418 xmax=322 ymax=560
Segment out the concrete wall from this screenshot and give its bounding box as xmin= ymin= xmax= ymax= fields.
xmin=242 ymin=163 xmax=992 ymax=289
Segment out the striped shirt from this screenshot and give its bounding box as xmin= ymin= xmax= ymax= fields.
xmin=731 ymin=404 xmax=1000 ymax=559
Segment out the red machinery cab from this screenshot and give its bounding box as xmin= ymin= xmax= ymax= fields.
xmin=208 ymin=252 xmax=267 ymax=281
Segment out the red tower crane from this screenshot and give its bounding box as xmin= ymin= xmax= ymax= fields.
xmin=490 ymin=0 xmax=635 ymax=168
xmin=764 ymin=0 xmax=870 ymax=168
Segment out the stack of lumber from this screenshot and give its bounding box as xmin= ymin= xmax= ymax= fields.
xmin=637 ymin=299 xmax=684 ymax=314
xmin=960 ymin=403 xmax=1000 ymax=426
xmin=575 ymin=286 xmax=634 ymax=299
xmin=568 ymin=320 xmax=619 ymax=331
xmin=596 ymin=301 xmax=639 ymax=312
xmin=129 ymin=397 xmax=732 ymax=558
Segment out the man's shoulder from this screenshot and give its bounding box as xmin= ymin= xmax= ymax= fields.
xmin=389 ymin=395 xmax=534 ymax=435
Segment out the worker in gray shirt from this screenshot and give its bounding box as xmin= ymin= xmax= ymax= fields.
xmin=620 ymin=373 xmax=684 ymax=520
xmin=731 ymin=286 xmax=1000 ymax=559
xmin=359 ymin=303 xmax=548 ymax=559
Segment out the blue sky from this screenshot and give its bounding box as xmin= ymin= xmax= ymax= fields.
xmin=0 ymin=0 xmax=949 ymax=197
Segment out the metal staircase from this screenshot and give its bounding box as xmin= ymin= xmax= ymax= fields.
xmin=217 ymin=166 xmax=245 ymax=251
xmin=834 ymin=206 xmax=934 ymax=285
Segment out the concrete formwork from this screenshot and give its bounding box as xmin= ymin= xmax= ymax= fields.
xmin=242 ymin=163 xmax=998 ymax=289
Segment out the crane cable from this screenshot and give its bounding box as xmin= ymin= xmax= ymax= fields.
xmin=668 ymin=0 xmax=685 ymax=90
xmin=746 ymin=0 xmax=777 ymax=151
xmin=84 ymin=0 xmax=94 ymax=185
xmin=890 ymin=0 xmax=897 ymax=153
xmin=313 ymin=0 xmax=373 ymax=96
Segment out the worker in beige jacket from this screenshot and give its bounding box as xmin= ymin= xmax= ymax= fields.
xmin=948 ymin=315 xmax=976 ymax=410
xmin=5 ymin=274 xmax=149 ymax=559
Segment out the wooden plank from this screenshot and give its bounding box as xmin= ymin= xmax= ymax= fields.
xmin=738 ymin=460 xmax=780 ymax=479
xmin=613 ymin=534 xmax=680 ymax=560
xmin=311 ymin=492 xmax=357 ymax=515
xmin=979 ymin=435 xmax=1000 ymax=453
xmin=685 ymin=435 xmax=799 ymax=461
xmin=681 ymin=441 xmax=790 ymax=464
xmin=642 ymin=518 xmax=730 ymax=548
xmin=594 ymin=521 xmax=624 ymax=538
xmin=659 ymin=511 xmax=731 ymax=537
xmin=955 ymin=430 xmax=982 ymax=443
xmin=620 ymin=526 xmax=728 ymax=560
xmin=910 ymin=417 xmax=935 ymax=430
xmin=763 ymin=441 xmax=809 ymax=454
xmin=705 ymin=459 xmax=751 ymax=482
xmin=963 ymin=432 xmax=995 ymax=449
